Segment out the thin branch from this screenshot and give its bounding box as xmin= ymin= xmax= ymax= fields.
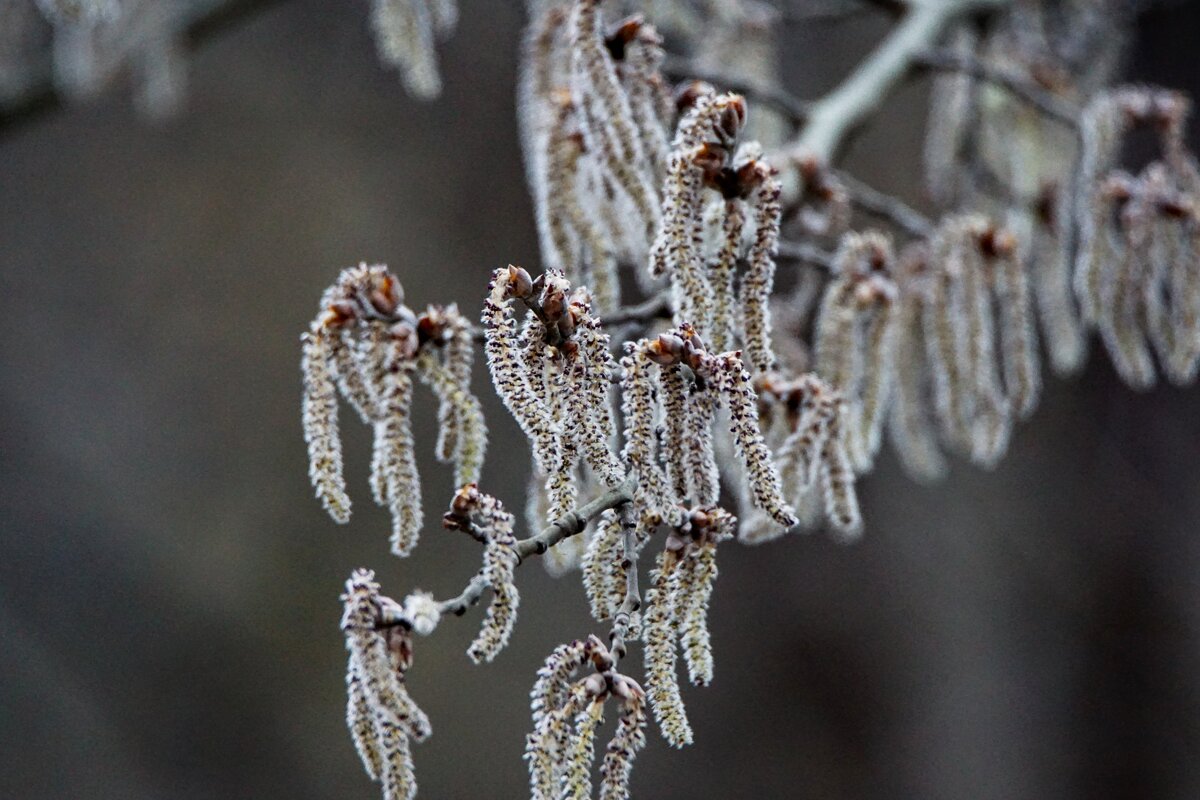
xmin=913 ymin=47 xmax=1080 ymax=126
xmin=837 ymin=170 xmax=935 ymax=237
xmin=515 ymin=476 xmax=635 ymax=561
xmin=776 ymin=240 xmax=837 ymax=270
xmin=662 ymin=56 xmax=810 ymax=126
xmin=600 ymin=294 xmax=671 ymax=327
xmin=781 ymin=0 xmax=904 ymax=24
xmin=795 ymin=0 xmax=1009 ymax=163
xmin=607 ymin=502 xmax=640 ymax=666
xmin=416 ymin=477 xmax=636 ymax=621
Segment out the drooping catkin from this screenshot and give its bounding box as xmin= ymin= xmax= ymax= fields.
xmin=818 ymin=400 xmax=862 ymax=540
xmin=304 ymin=265 xmax=488 ymax=556
xmin=923 ymin=23 xmax=976 ymax=206
xmin=341 ymin=570 xmax=431 ymax=799
xmin=709 ymin=199 xmax=744 ymax=354
xmin=443 ymin=485 xmax=522 ymax=664
xmin=987 ymin=227 xmax=1041 ymax=418
xmin=888 ymin=245 xmax=949 ymax=483
xmin=922 ymin=217 xmax=1018 ymax=466
xmin=619 ymin=346 xmax=674 ymax=524
xmin=679 ymin=538 xmax=719 ymax=686
xmin=1028 ymin=186 xmax=1087 ymax=376
xmin=571 ymin=311 xmax=626 ymax=488
xmin=619 ymin=17 xmax=670 ymax=180
xmin=599 ymin=679 xmax=648 ymax=800
xmin=652 ymin=140 xmax=711 ymax=323
xmin=682 ymin=386 xmax=720 ymax=506
xmin=564 ymin=696 xmax=604 ymax=799
xmin=659 ymin=362 xmax=691 ymax=500
xmin=813 ymin=231 xmax=898 ymax=473
xmin=642 ymin=552 xmax=693 ymax=747
xmin=526 ymin=640 xmax=588 ymax=799
xmin=582 ymin=510 xmax=626 ymax=622
xmin=569 ymin=0 xmax=661 ymax=247
xmin=347 ymin=655 xmax=382 ymax=781
xmin=527 ymin=637 xmax=645 ymax=800
xmin=739 ymin=160 xmax=782 ymax=375
xmin=417 ymin=348 xmax=486 ymax=488
xmin=302 ymin=329 xmax=351 ymax=523
xmin=703 ymin=351 xmax=797 ymax=528
xmin=374 ymin=366 xmax=423 ymax=557
xmin=958 ymin=222 xmax=1012 ymax=465
xmin=484 ymin=266 xmax=562 ymax=481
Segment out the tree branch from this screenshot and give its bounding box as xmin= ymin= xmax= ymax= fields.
xmin=425 ymin=477 xmax=636 ymax=620
xmin=913 ymin=47 xmax=1080 ymax=126
xmin=663 ymin=56 xmax=810 ymax=126
xmin=794 ymin=0 xmax=1009 ymax=164
xmin=607 ymin=502 xmax=640 ymax=666
xmin=837 ymin=170 xmax=934 ymax=237
xmin=776 ymin=240 xmax=837 ymax=270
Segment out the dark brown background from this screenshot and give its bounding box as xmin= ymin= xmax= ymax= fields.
xmin=2 ymin=1 xmax=1199 ymax=797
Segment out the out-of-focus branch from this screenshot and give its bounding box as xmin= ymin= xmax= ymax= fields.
xmin=663 ymin=56 xmax=810 ymax=126
xmin=794 ymin=0 xmax=1010 ymax=164
xmin=777 ymin=240 xmax=837 ymax=270
xmin=837 ymin=170 xmax=934 ymax=237
xmin=0 ymin=0 xmax=292 ymax=134
xmin=913 ymin=47 xmax=1080 ymax=125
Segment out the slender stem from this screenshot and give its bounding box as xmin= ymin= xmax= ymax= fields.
xmin=410 ymin=477 xmax=635 ymax=622
xmin=662 ymin=56 xmax=810 ymax=126
xmin=608 ymin=502 xmax=641 ymax=667
xmin=776 ymin=240 xmax=836 ymax=270
xmin=599 ymin=295 xmax=670 ymax=327
xmin=913 ymin=47 xmax=1080 ymax=126
xmin=515 ymin=476 xmax=635 ymax=561
xmin=837 ymin=170 xmax=934 ymax=237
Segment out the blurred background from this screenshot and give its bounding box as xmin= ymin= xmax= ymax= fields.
xmin=2 ymin=0 xmax=1199 ymax=798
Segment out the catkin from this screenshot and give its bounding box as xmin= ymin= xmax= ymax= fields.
xmin=302 ymin=330 xmax=351 ymax=523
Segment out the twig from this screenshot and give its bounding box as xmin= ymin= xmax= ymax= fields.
xmin=837 ymin=170 xmax=934 ymax=237
xmin=600 ymin=294 xmax=670 ymax=327
xmin=913 ymin=47 xmax=1080 ymax=126
xmin=776 ymin=240 xmax=837 ymax=270
xmin=607 ymin=502 xmax=640 ymax=666
xmin=794 ymin=0 xmax=1010 ymax=164
xmin=782 ymin=0 xmax=903 ymax=24
xmin=413 ymin=477 xmax=636 ymax=621
xmin=515 ymin=476 xmax=635 ymax=561
xmin=662 ymin=56 xmax=810 ymax=126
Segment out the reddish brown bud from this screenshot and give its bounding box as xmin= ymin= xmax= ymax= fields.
xmin=505 ymin=265 xmax=534 ymax=299
xmin=646 ymin=333 xmax=684 ymax=365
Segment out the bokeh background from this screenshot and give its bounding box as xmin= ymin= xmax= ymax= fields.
xmin=2 ymin=1 xmax=1200 ymax=797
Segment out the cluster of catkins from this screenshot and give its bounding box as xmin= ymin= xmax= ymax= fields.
xmin=0 ymin=0 xmax=186 ymax=117
xmin=442 ymin=483 xmax=521 ymax=664
xmin=367 ymin=0 xmax=458 ymax=99
xmin=302 ymin=263 xmax=486 ymax=556
xmin=483 ymin=265 xmax=626 ymax=573
xmin=1075 ymin=87 xmax=1200 ymax=389
xmin=923 ymin=1 xmax=1200 ymax=393
xmin=341 ymin=569 xmax=437 ymax=800
xmin=519 ymin=0 xmax=673 ymax=313
xmin=854 ymin=218 xmax=1040 ymax=481
xmin=640 ymin=505 xmax=734 ymax=747
xmin=525 ymin=634 xmax=647 ymax=800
